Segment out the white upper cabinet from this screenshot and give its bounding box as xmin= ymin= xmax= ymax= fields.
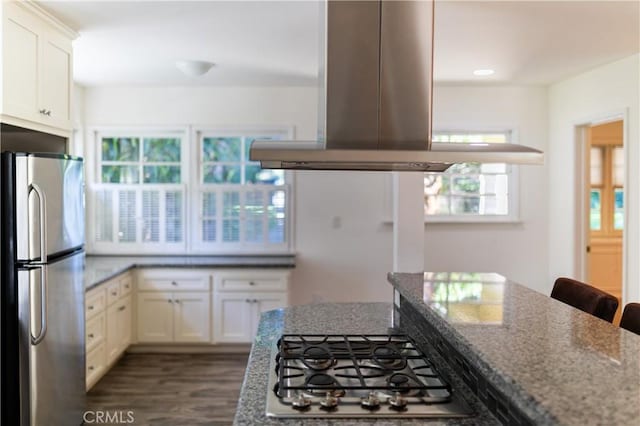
xmin=1 ymin=1 xmax=75 ymax=135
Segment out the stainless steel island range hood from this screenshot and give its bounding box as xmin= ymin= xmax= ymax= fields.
xmin=250 ymin=0 xmax=543 ymax=172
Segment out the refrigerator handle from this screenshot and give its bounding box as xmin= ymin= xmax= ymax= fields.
xmin=31 ymin=266 xmax=48 ymax=345
xmin=29 ymin=183 xmax=48 ymax=263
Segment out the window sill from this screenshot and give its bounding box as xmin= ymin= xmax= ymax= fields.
xmin=383 ymin=216 xmax=523 ymax=225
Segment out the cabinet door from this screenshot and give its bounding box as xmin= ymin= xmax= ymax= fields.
xmin=137 ymin=292 xmax=173 ymax=343
xmin=105 ymin=303 xmax=120 ymax=365
xmin=117 ymin=295 xmax=133 ymax=352
xmin=213 ymin=292 xmax=254 ymax=343
xmin=40 ymin=35 xmax=72 ymax=129
xmin=173 ymin=292 xmax=210 ymax=343
xmin=2 ymin=4 xmax=40 ymax=121
xmin=251 ymin=293 xmax=288 ymax=338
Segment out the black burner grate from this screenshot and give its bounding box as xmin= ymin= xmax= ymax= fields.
xmin=274 ymin=334 xmax=453 ymax=400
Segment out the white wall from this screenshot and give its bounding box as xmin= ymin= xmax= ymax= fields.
xmin=548 ymin=54 xmax=640 ymax=300
xmin=82 ymin=84 xmax=551 ymax=305
xmin=428 ymin=86 xmax=549 ymax=292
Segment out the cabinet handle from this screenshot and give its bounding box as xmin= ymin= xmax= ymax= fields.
xmin=253 ymin=299 xmax=258 ymax=303
xmin=111 ymin=291 xmax=117 ymax=296
xmin=45 ymin=110 xmax=51 ymax=116
xmin=118 ymin=306 xmax=126 ymax=311
xmin=245 ymin=298 xmax=251 ymax=303
xmin=88 ymin=305 xmax=94 ymax=310
xmin=249 ymin=281 xmax=256 ymax=286
xmin=168 ymin=299 xmax=173 ymax=304
xmin=175 ymin=299 xmax=180 ymax=304
xmin=124 ymin=284 xmax=130 ymax=289
xmin=171 ymin=281 xmax=178 ymax=286
xmin=88 ymin=365 xmax=94 ymax=371
xmin=39 ymin=108 xmax=46 ymax=115
xmin=88 ymin=333 xmax=94 ymax=338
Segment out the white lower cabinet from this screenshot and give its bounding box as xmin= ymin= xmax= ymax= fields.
xmin=106 ymin=294 xmax=132 ymax=364
xmin=137 ymin=290 xmax=210 ymax=343
xmin=85 ymin=267 xmax=290 ymax=390
xmin=173 ymin=292 xmax=211 ymax=343
xmin=213 ymin=271 xmax=290 ymax=343
xmin=215 ymin=292 xmax=287 ymax=343
xmin=85 ymin=271 xmax=133 ymax=391
xmin=136 ymin=269 xmax=211 ymax=344
xmin=136 ymin=291 xmax=174 ymax=343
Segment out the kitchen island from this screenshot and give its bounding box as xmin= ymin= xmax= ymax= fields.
xmin=235 ymin=273 xmax=640 ymax=425
xmin=234 ymin=303 xmax=499 ymax=425
xmin=390 ymin=272 xmax=640 ymax=426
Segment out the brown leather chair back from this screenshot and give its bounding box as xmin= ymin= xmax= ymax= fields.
xmin=620 ymin=303 xmax=640 ymax=335
xmin=551 ymin=277 xmax=619 ymax=322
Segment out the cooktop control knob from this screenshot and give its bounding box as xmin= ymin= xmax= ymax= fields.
xmin=360 ymin=392 xmax=380 ymax=410
xmin=389 ymin=392 xmax=408 ymax=410
xmin=320 ymin=392 xmax=339 ymax=410
xmin=291 ymin=394 xmax=311 ymax=410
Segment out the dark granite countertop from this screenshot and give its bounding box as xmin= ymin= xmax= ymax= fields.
xmin=84 ymin=255 xmax=295 ymax=291
xmin=234 ymin=303 xmax=499 ymax=425
xmin=389 ymin=272 xmax=640 ymax=426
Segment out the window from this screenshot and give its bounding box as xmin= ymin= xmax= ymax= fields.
xmin=91 ymin=133 xmax=187 ymax=252
xmin=88 ymin=128 xmax=291 ymax=254
xmin=589 ymin=144 xmax=624 ymax=234
xmin=194 ymin=133 xmax=289 ymax=251
xmin=424 ymin=132 xmax=517 ymax=222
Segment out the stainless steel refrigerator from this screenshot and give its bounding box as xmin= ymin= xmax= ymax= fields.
xmin=1 ymin=152 xmax=85 ymax=425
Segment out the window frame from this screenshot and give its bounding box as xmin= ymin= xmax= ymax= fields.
xmin=189 ymin=127 xmax=293 ymax=254
xmin=86 ymin=126 xmax=295 ymax=255
xmin=423 ymin=129 xmax=521 ymax=223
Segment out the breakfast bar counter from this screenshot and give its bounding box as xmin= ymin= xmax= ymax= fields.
xmin=389 ymin=272 xmax=640 ymax=426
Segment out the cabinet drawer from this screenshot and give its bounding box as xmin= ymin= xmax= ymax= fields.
xmin=106 ymin=281 xmax=121 ymax=305
xmin=86 ymin=342 xmax=106 ymax=390
xmin=85 ymin=288 xmax=105 ymax=319
xmin=138 ymin=277 xmax=209 ymax=292
xmin=218 ymin=277 xmax=286 ymax=292
xmin=86 ymin=312 xmax=105 ymax=352
xmin=120 ymin=275 xmax=133 ymax=296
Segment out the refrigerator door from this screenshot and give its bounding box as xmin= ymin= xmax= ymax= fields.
xmin=18 ymin=251 xmax=85 ymax=426
xmin=16 ymin=154 xmax=84 ymax=263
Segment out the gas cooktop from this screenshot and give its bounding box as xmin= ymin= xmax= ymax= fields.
xmin=266 ymin=334 xmax=474 ymax=418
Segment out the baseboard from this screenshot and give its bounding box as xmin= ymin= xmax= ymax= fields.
xmin=126 ymin=343 xmax=251 ymax=354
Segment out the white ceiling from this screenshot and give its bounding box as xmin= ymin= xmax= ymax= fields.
xmin=40 ymin=0 xmax=639 ymax=87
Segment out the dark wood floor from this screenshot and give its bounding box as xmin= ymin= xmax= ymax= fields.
xmin=87 ymin=353 xmax=249 ymax=426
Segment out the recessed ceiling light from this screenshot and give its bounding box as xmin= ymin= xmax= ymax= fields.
xmin=473 ymin=69 xmax=495 ymax=76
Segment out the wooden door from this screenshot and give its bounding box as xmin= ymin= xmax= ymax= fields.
xmin=587 ymin=121 xmax=624 ymax=322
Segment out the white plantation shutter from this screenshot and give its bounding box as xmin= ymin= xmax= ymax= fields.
xmin=245 ymin=190 xmax=264 ymax=243
xmin=91 ymin=184 xmax=186 ymax=252
xmin=118 ymin=190 xmax=136 ymax=242
xmin=202 ymin=192 xmax=217 ymax=242
xmin=194 ymin=185 xmax=289 ymax=251
xmin=94 ymin=189 xmax=114 ymax=242
xmin=165 ymin=191 xmax=183 ymax=243
xmin=222 ymin=191 xmax=241 ymax=242
xmin=268 ymin=189 xmax=286 ymax=244
xmin=142 ymin=190 xmax=160 ymax=242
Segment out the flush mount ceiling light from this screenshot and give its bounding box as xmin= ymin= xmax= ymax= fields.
xmin=473 ymin=69 xmax=495 ymax=76
xmin=175 ymin=60 xmax=215 ymax=77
